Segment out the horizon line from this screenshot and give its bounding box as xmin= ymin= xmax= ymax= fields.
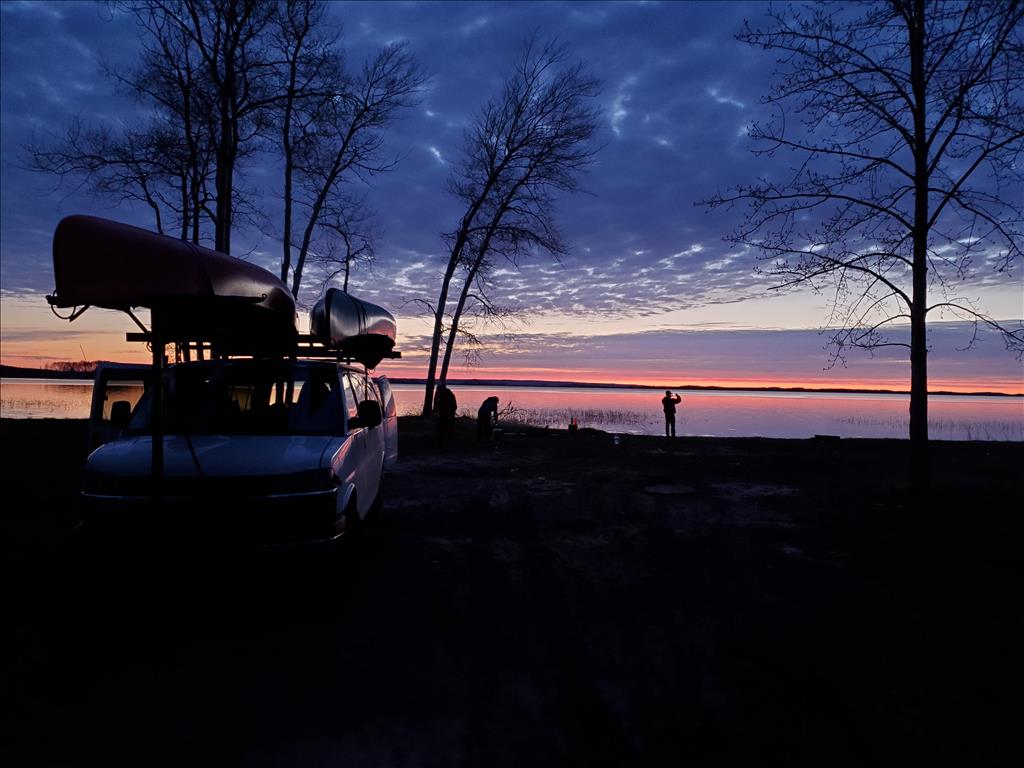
xmin=2 ymin=363 xmax=1019 ymax=397
xmin=385 ymin=377 xmax=1022 ymax=398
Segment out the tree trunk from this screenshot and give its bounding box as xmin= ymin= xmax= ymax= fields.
xmin=438 ymin=261 xmax=478 ymax=388
xmin=909 ymin=278 xmax=928 ymax=490
xmin=290 ymin=182 xmax=332 ymax=298
xmin=221 ymin=149 xmax=233 ymax=255
xmin=909 ymin=0 xmax=929 ymax=493
xmin=439 ymin=213 xmax=504 ymax=386
xmin=179 ymin=172 xmax=189 ymax=241
xmin=280 ymin=45 xmax=299 ymax=283
xmin=181 ymin=74 xmax=197 ymax=242
xmin=422 ymin=259 xmax=458 ymax=416
xmin=291 ymin=118 xmax=363 ymax=299
xmin=422 ymin=180 xmax=505 ymax=415
xmin=215 ymin=101 xmax=230 ymax=252
xmin=215 ymin=44 xmax=234 ymax=254
xmin=282 ymin=144 xmax=294 ymax=282
xmin=190 ymin=170 xmax=201 ymax=244
xmin=422 ymin=221 xmax=482 ymax=416
xmin=215 ymin=132 xmax=231 ymax=252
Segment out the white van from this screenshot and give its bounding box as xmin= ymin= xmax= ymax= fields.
xmin=82 ymin=358 xmax=392 ymax=544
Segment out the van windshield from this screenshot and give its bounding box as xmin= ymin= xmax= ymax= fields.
xmin=126 ymin=361 xmax=344 ymax=436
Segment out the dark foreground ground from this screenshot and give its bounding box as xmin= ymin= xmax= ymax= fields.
xmin=3 ymin=417 xmax=1022 ymax=766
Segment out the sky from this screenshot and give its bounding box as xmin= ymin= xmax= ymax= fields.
xmin=1 ymin=0 xmax=1022 ymax=393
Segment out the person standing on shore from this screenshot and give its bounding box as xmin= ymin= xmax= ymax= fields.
xmin=662 ymin=390 xmax=682 ymax=438
xmin=434 ymin=385 xmax=458 ymax=448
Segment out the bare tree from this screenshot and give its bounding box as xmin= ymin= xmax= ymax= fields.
xmin=312 ymin=191 xmax=378 ymax=293
xmin=284 ymin=41 xmax=425 ymax=300
xmin=436 ymin=203 xmax=558 ymax=387
xmin=28 ymin=0 xmax=274 ymax=250
xmin=114 ymin=0 xmax=279 ymax=254
xmin=271 ymin=0 xmax=336 ymax=285
xmin=109 ymin=1 xmax=219 ymax=243
xmin=26 ymin=0 xmax=218 ymax=243
xmin=421 ymin=37 xmax=601 ymax=415
xmin=443 ymin=260 xmax=524 ymax=370
xmin=26 ymin=119 xmax=191 ymax=237
xmin=704 ymin=0 xmax=1024 ymax=489
xmin=29 ymin=0 xmax=420 ymax=284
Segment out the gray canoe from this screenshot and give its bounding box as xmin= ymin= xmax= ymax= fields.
xmin=309 ymin=288 xmax=396 ymax=368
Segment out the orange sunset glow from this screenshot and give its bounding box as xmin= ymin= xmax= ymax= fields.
xmin=3 ymin=292 xmax=1021 ymax=396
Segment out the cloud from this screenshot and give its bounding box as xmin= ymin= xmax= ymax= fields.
xmin=609 ymin=75 xmax=638 ymax=137
xmin=460 ymin=16 xmax=490 ymax=35
xmin=388 ymin=322 xmax=1024 ymax=392
xmin=2 ymin=0 xmax=1021 ymax=381
xmin=707 ymin=86 xmax=746 ymax=109
xmin=1 ymin=1 xmax=64 ymax=21
xmin=1 ymin=327 xmax=92 ymax=342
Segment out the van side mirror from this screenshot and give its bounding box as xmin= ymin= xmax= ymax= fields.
xmin=350 ymin=399 xmax=382 ymax=429
xmin=110 ymin=400 xmax=132 ymax=429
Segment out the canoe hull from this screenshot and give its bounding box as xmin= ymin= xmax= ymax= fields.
xmin=309 ymin=289 xmax=396 ymax=368
xmin=51 ymin=215 xmax=296 ymax=344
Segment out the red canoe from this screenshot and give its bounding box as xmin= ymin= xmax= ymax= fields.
xmin=50 ymin=215 xmax=296 ymax=342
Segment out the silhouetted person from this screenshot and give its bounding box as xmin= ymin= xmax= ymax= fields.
xmin=434 ymin=385 xmax=458 ymax=448
xmin=662 ymin=390 xmax=682 ymax=437
xmin=477 ymin=396 xmax=499 ymax=441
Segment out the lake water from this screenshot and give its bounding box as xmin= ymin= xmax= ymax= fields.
xmin=2 ymin=377 xmax=1021 ymax=441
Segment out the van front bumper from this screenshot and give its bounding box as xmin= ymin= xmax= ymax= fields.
xmin=81 ymin=487 xmax=340 ymax=544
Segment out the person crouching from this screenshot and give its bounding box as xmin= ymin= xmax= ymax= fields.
xmin=477 ymin=396 xmax=499 ymax=442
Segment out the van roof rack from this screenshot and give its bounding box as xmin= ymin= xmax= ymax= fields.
xmin=125 ymin=332 xmax=401 ymax=365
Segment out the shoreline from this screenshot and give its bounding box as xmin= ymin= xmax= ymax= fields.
xmin=1 ymin=416 xmax=1021 ymax=443
xmin=2 ymin=364 xmax=1020 ymax=398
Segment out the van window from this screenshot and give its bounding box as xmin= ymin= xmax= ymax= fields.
xmin=376 ymin=378 xmax=396 ymax=418
xmin=101 ymin=382 xmax=146 ymax=422
xmin=127 ymin=361 xmax=343 ymax=436
xmin=341 ymin=371 xmax=360 ymax=421
xmin=347 ymin=370 xmax=380 ymax=407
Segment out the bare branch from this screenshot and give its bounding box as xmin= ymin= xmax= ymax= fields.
xmin=422 ymin=34 xmax=601 ymax=413
xmin=705 ymin=0 xmax=1024 ymax=460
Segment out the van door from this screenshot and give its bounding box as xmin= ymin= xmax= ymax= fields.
xmin=345 ymin=370 xmax=384 ymax=507
xmin=88 ymin=363 xmax=149 ymax=452
xmin=374 ymin=375 xmax=398 ymax=468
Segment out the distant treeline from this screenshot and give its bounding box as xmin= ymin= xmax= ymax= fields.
xmin=1 ymin=363 xmax=102 ymax=380
xmin=46 ymin=361 xmax=102 ymax=373
xmin=386 ymin=378 xmax=1022 ymax=398
xmin=1 ymin=365 xmax=1018 ymax=397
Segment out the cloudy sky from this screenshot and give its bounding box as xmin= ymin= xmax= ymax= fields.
xmin=1 ymin=0 xmax=1021 ymax=392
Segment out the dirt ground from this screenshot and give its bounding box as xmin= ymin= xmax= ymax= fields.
xmin=3 ymin=417 xmax=1022 ymax=766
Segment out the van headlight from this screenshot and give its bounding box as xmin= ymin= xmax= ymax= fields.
xmin=265 ymin=468 xmax=335 ymax=494
xmin=81 ymin=471 xmax=150 ymax=496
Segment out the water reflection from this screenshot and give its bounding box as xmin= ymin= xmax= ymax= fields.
xmin=392 ymin=384 xmax=1024 ymax=441
xmin=2 ymin=378 xmax=1021 ymax=441
xmin=0 ymin=379 xmax=95 ymax=419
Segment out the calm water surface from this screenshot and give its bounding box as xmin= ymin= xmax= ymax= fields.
xmin=3 ymin=377 xmax=1021 ymax=441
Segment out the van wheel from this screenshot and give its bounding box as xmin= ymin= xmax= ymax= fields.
xmin=344 ymin=497 xmax=361 ymax=539
xmin=368 ymin=489 xmax=385 ymax=528
xmin=368 ymin=478 xmax=384 ymax=524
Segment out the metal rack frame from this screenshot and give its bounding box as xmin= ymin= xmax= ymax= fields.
xmin=125 ymin=332 xmax=402 ymax=364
